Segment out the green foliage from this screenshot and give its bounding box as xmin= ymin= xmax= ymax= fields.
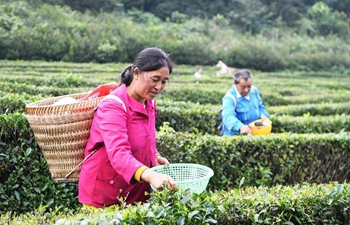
xmin=0 ymin=113 xmax=80 ymax=214
xmin=270 ymin=114 xmax=350 ymax=134
xmin=170 ymin=35 xmax=216 ymax=65
xmin=2 ymin=1 xmax=350 ymax=71
xmin=156 ymin=103 xmax=350 ymax=134
xmin=1 ymin=112 xmax=349 ymax=214
xmin=96 ymin=41 xmax=117 ymax=63
xmin=228 ymin=0 xmax=273 ymax=34
xmin=304 ymin=2 xmax=350 ymax=37
xmin=1 ymin=60 xmax=350 ymax=221
xmin=269 ymin=102 xmax=350 ymax=116
xmin=2 ymin=183 xmax=349 ymax=224
xmin=59 ymin=0 xmax=124 ymax=14
xmin=156 ymin=131 xmax=350 ymax=190
xmin=0 ymin=93 xmax=27 ymax=114
xmin=226 ymin=34 xmax=288 ymax=71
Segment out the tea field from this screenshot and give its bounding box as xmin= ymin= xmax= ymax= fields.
xmin=0 ymin=60 xmax=349 ymax=224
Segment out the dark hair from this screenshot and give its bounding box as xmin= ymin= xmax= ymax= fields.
xmin=119 ymin=47 xmax=174 ymax=86
xmin=233 ymin=69 xmax=253 ymax=84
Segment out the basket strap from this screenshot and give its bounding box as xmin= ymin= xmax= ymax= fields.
xmin=65 ymin=95 xmax=127 ymax=180
xmin=100 ymin=95 xmax=154 ymax=111
xmin=65 ymin=142 xmax=104 ymax=179
xmin=100 ymin=95 xmax=127 ymax=112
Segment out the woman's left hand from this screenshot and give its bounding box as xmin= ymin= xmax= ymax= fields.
xmin=156 ymin=155 xmax=170 ymax=168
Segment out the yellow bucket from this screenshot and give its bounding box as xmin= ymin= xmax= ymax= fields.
xmin=248 ymin=119 xmax=272 ymax=135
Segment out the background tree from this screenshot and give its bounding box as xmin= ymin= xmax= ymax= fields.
xmin=260 ymin=0 xmax=306 ymax=27
xmin=1 ymin=0 xmax=350 ymax=71
xmin=226 ymin=0 xmax=273 ymax=34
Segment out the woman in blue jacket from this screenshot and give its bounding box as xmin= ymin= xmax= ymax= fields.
xmin=219 ymin=69 xmax=269 ymax=136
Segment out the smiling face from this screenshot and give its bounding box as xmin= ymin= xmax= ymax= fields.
xmin=234 ymin=78 xmax=252 ymax=97
xmin=129 ymin=66 xmax=170 ymax=104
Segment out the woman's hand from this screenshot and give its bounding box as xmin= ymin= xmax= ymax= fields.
xmin=155 ymin=155 xmax=170 ymax=168
xmin=141 ymin=168 xmax=178 ymax=190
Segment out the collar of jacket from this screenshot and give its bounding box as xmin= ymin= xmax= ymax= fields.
xmin=232 ymin=85 xmax=256 ymax=100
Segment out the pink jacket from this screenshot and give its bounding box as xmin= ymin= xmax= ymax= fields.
xmin=78 ymin=84 xmax=159 ymax=208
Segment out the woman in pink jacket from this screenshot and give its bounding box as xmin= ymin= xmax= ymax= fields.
xmin=78 ymin=47 xmax=178 ymax=208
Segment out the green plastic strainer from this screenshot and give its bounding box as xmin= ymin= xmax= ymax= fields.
xmin=150 ymin=163 xmax=214 ymax=194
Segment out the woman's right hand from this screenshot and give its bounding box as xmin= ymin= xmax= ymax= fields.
xmin=141 ymin=168 xmax=178 ymax=190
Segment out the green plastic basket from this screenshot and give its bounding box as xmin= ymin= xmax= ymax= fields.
xmin=150 ymin=163 xmax=214 ymax=194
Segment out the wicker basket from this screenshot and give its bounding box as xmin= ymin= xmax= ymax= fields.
xmin=150 ymin=163 xmax=214 ymax=194
xmin=25 ymin=93 xmax=104 ymax=182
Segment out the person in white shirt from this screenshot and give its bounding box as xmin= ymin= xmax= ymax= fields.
xmin=194 ymin=67 xmax=203 ymax=79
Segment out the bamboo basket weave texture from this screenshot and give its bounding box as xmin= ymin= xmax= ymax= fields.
xmin=25 ymin=93 xmax=103 ymax=182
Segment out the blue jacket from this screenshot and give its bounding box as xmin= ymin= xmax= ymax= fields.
xmin=219 ymin=85 xmax=268 ymax=136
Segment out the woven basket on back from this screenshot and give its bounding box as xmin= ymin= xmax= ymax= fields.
xmin=25 ymin=93 xmax=104 ymax=182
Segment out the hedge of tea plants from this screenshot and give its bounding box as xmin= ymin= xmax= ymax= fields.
xmin=0 ymin=60 xmax=349 ymax=223
xmin=1 ymin=183 xmax=349 ymax=224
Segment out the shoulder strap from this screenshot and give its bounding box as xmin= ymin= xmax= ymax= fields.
xmin=99 ymin=95 xmax=154 ymax=112
xmin=224 ymin=93 xmax=237 ymax=110
xmin=67 ymin=95 xmax=127 ymax=179
xmin=100 ymin=95 xmax=127 ymax=112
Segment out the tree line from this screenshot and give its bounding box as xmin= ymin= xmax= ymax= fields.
xmin=30 ymin=0 xmax=350 ymax=37
xmin=1 ymin=0 xmax=350 ymax=71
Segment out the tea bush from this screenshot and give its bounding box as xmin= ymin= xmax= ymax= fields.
xmin=0 ymin=113 xmax=79 ymax=214
xmin=2 ymin=183 xmax=349 ymax=224
xmin=1 ymin=113 xmax=349 ymax=214
xmin=1 ymin=60 xmax=350 ymax=222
